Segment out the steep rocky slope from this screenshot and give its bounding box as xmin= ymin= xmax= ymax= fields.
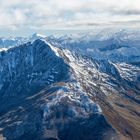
xmin=57 ymin=48 xmax=140 ymax=140
xmin=0 ymin=39 xmax=69 ymax=97
xmin=0 ymin=39 xmax=117 ymax=140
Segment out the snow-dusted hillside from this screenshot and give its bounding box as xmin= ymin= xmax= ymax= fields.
xmin=0 ymin=39 xmax=117 ymax=140
xmin=0 ymin=30 xmax=140 ymax=140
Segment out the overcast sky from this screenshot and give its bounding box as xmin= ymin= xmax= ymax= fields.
xmin=0 ymin=0 xmax=140 ymax=36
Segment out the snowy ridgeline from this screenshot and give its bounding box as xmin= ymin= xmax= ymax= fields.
xmin=0 ymin=39 xmax=69 ymax=96
xmin=0 ymin=29 xmax=140 ymax=63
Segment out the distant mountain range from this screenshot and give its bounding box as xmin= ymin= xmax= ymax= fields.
xmin=0 ymin=33 xmax=46 ymax=49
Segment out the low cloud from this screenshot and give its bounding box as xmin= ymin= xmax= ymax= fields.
xmin=0 ymin=0 xmax=140 ymax=35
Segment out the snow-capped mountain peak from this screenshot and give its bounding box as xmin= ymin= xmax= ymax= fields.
xmin=30 ymin=33 xmax=46 ymax=39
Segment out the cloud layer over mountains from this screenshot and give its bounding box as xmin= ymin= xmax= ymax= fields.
xmin=0 ymin=0 xmax=140 ymax=35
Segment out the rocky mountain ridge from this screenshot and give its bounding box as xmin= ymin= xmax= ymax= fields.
xmin=0 ymin=32 xmax=140 ymax=140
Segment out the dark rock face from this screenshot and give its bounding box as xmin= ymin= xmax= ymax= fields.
xmin=57 ymin=115 xmax=117 ymax=140
xmin=0 ymin=85 xmax=117 ymax=140
xmin=0 ymin=39 xmax=69 ymax=97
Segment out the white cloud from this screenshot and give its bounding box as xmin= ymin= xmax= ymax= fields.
xmin=0 ymin=0 xmax=140 ymax=34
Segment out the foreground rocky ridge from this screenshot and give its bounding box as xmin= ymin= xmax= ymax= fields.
xmin=0 ymin=39 xmax=117 ymax=140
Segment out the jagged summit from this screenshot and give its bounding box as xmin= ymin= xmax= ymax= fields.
xmin=0 ymin=39 xmax=69 ymax=97
xmin=30 ymin=33 xmax=46 ymax=40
